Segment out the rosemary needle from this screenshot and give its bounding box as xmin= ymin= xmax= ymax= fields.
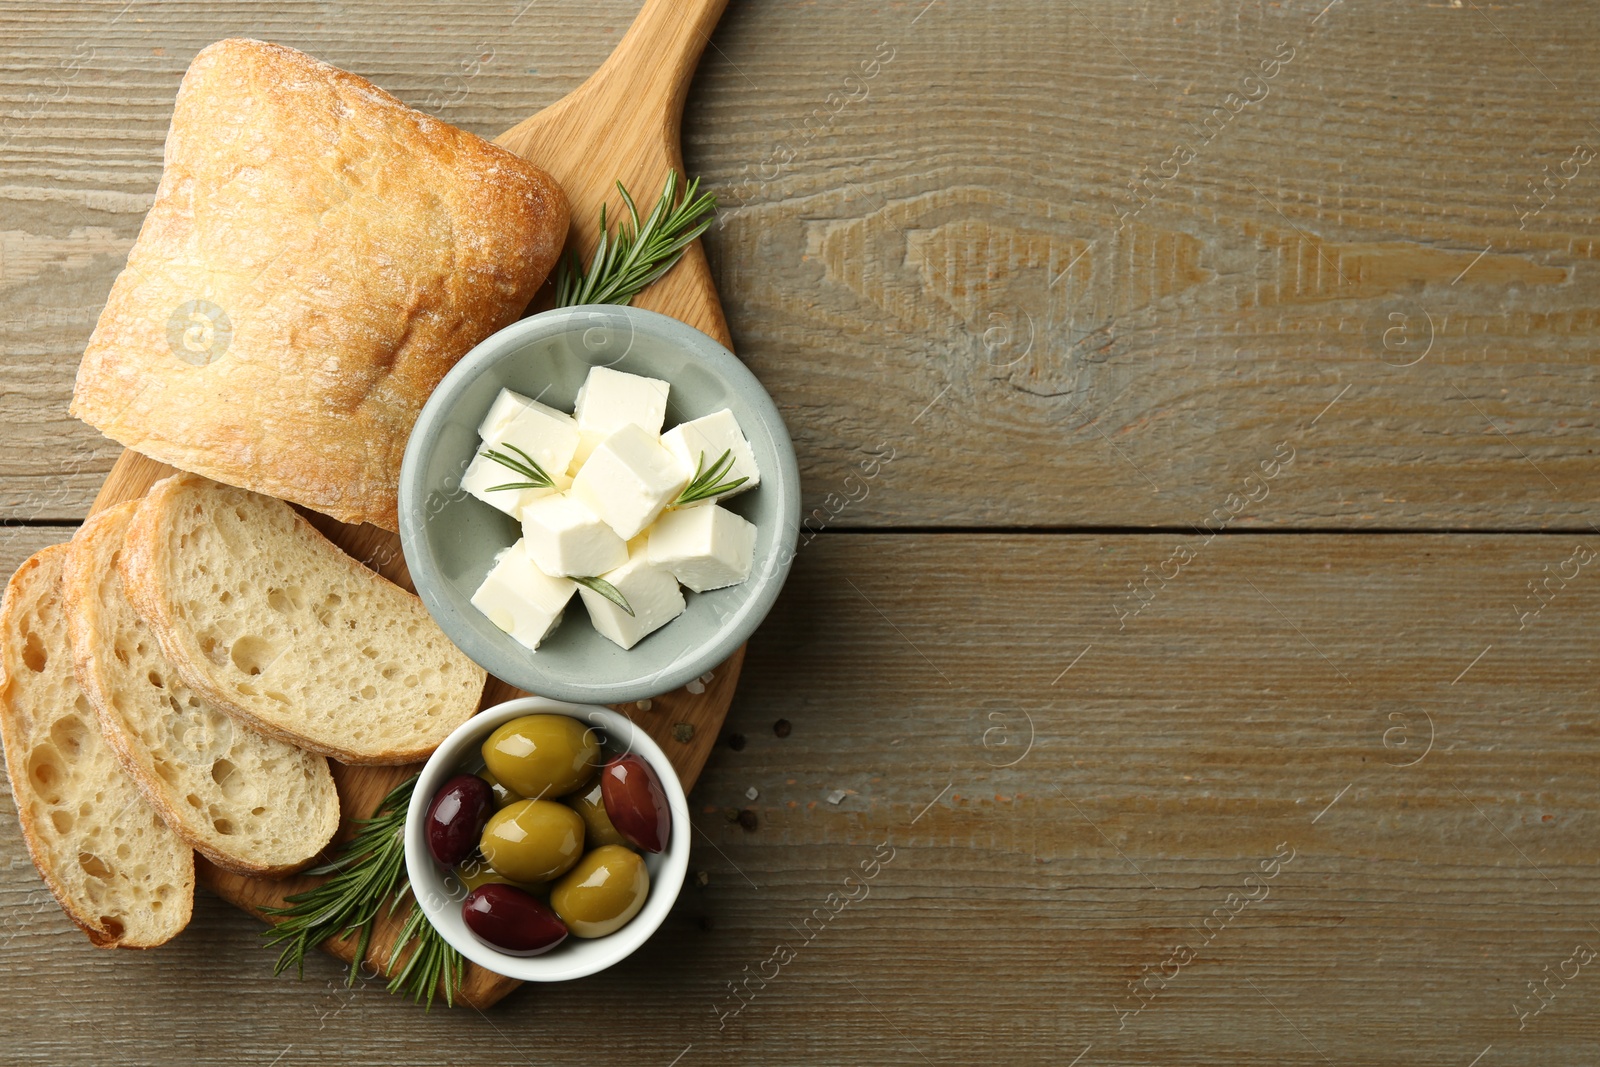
xmin=261 ymin=775 xmax=463 ymax=1009
xmin=481 ymin=442 xmax=555 ymax=492
xmin=572 ymin=574 xmax=634 ymax=616
xmin=555 ymin=170 xmax=716 ymax=308
xmin=674 ymin=449 xmax=748 ymax=506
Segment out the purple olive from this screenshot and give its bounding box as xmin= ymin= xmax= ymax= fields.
xmin=600 ymin=754 xmax=671 ymax=854
xmin=425 ymin=773 xmax=495 ymax=867
xmin=462 ymin=884 xmax=569 ymax=956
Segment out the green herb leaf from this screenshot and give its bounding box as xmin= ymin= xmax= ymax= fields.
xmin=573 ymin=574 xmax=634 ymax=616
xmin=674 ymin=449 xmax=748 ymax=506
xmin=260 ymin=775 xmax=463 ymax=1009
xmin=481 ymin=442 xmax=554 ymax=491
xmin=555 ymin=171 xmax=717 ymax=308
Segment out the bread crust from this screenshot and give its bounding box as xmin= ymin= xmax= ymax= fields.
xmin=63 ymin=503 xmax=341 ymax=876
xmin=0 ymin=545 xmax=195 ymax=948
xmin=121 ymin=473 xmax=486 ymax=765
xmin=70 ymin=38 xmax=570 ymax=531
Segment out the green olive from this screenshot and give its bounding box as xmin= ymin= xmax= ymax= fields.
xmin=480 ymin=799 xmax=586 ymax=884
xmin=550 ymin=845 xmax=650 ymax=938
xmin=563 ymin=773 xmax=629 ymax=849
xmin=482 ymin=714 xmax=601 ymax=800
xmin=453 ymin=856 xmax=545 ymax=895
xmin=478 ymin=769 xmax=525 ymax=809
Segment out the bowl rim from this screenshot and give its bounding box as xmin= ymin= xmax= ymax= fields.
xmin=397 ymin=303 xmax=801 ymax=704
xmin=404 ymin=696 xmax=691 ymax=983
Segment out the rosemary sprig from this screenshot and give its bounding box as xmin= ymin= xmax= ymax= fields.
xmin=481 ymin=442 xmax=555 ymax=492
xmin=555 ymin=170 xmax=717 ymax=308
xmin=674 ymin=449 xmax=748 ymax=506
xmin=260 ymin=775 xmax=463 ymax=1009
xmin=573 ymin=574 xmax=634 ymax=617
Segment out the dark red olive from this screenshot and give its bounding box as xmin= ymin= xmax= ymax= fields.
xmin=600 ymin=754 xmax=671 ymax=853
xmin=425 ymin=773 xmax=495 ymax=867
xmin=462 ymin=884 xmax=569 ymax=956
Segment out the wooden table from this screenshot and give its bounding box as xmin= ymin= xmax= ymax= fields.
xmin=3 ymin=1 xmax=1597 ymax=1063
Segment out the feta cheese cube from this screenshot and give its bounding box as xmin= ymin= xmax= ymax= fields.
xmin=493 ymin=401 xmax=581 ymax=480
xmin=647 ymin=504 xmax=756 ymax=592
xmin=462 ymin=450 xmax=570 ymax=517
xmin=580 ymin=545 xmax=686 ymax=650
xmin=478 ymin=388 xmax=532 ymax=440
xmin=470 ymin=539 xmax=576 ymax=651
xmin=574 ymin=367 xmax=670 ymax=439
xmin=661 ymin=408 xmax=761 ymax=505
xmin=479 ymin=388 xmax=574 ymax=442
xmin=567 ymin=429 xmax=605 ymax=477
xmin=571 ymin=424 xmax=690 ymax=540
xmin=520 ymin=492 xmax=628 ymax=577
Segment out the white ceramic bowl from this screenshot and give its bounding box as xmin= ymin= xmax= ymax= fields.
xmin=404 ymin=697 xmax=690 ymax=982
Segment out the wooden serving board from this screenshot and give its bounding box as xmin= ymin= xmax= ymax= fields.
xmin=85 ymin=0 xmax=737 ymax=1010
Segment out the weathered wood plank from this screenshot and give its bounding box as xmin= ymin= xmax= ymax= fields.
xmin=0 ymin=524 xmax=73 ymax=580
xmin=3 ymin=0 xmax=1598 ymax=526
xmin=3 ymin=534 xmax=1598 ymax=1064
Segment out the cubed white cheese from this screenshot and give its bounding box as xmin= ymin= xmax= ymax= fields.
xmin=647 ymin=504 xmax=756 ymax=592
xmin=470 ymin=539 xmax=577 ymax=651
xmin=660 ymin=408 xmax=760 ymax=505
xmin=571 ymin=424 xmax=690 ymax=540
xmin=493 ymin=401 xmax=581 ymax=480
xmin=567 ymin=429 xmax=605 ymax=477
xmin=462 ymin=450 xmax=570 ymax=517
xmin=479 ymin=388 xmax=574 ymax=442
xmin=574 ymin=367 xmax=670 ymax=439
xmin=579 ymin=545 xmax=686 ymax=650
xmin=520 ymin=492 xmax=628 ymax=577
xmin=478 ymin=388 xmax=532 ymax=440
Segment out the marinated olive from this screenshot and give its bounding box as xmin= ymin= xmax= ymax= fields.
xmin=482 ymin=714 xmax=601 ymax=800
xmin=601 ymin=754 xmax=671 ymax=853
xmin=550 ymin=845 xmax=650 ymax=938
xmin=478 ymin=769 xmax=525 ymax=809
xmin=453 ymin=858 xmax=545 ymax=895
xmin=462 ymin=884 xmax=569 ymax=956
xmin=564 ymin=773 xmax=629 ymax=849
xmin=425 ymin=773 xmax=496 ymax=866
xmin=480 ymin=799 xmax=586 ymax=883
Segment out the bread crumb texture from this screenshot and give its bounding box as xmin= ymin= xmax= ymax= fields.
xmin=64 ymin=503 xmax=339 ymax=875
xmin=0 ymin=545 xmax=194 ymax=948
xmin=123 ymin=475 xmax=486 ymax=764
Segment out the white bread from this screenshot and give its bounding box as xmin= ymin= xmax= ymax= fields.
xmin=120 ymin=474 xmax=486 ymax=764
xmin=69 ymin=38 xmax=570 ymax=531
xmin=0 ymin=544 xmax=193 ymax=948
xmin=62 ymin=503 xmax=341 ymax=875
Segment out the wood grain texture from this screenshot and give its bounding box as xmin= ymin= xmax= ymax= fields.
xmin=3 ymin=0 xmax=1599 ymax=1063
xmin=4 ymin=534 xmax=1600 ymax=1064
xmin=4 ymin=0 xmax=1598 ymax=527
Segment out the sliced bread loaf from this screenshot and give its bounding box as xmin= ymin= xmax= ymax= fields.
xmin=63 ymin=503 xmax=341 ymax=875
xmin=120 ymin=474 xmax=486 ymax=764
xmin=0 ymin=544 xmax=193 ymax=948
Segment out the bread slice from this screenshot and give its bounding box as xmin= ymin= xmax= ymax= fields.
xmin=69 ymin=38 xmax=569 ymax=530
xmin=0 ymin=544 xmax=193 ymax=948
xmin=63 ymin=503 xmax=341 ymax=875
xmin=120 ymin=474 xmax=486 ymax=764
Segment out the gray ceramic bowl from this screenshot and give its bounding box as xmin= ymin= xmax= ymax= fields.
xmin=398 ymin=305 xmax=800 ymax=704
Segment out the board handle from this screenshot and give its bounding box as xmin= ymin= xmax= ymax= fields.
xmin=580 ymin=0 xmax=731 ymax=143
